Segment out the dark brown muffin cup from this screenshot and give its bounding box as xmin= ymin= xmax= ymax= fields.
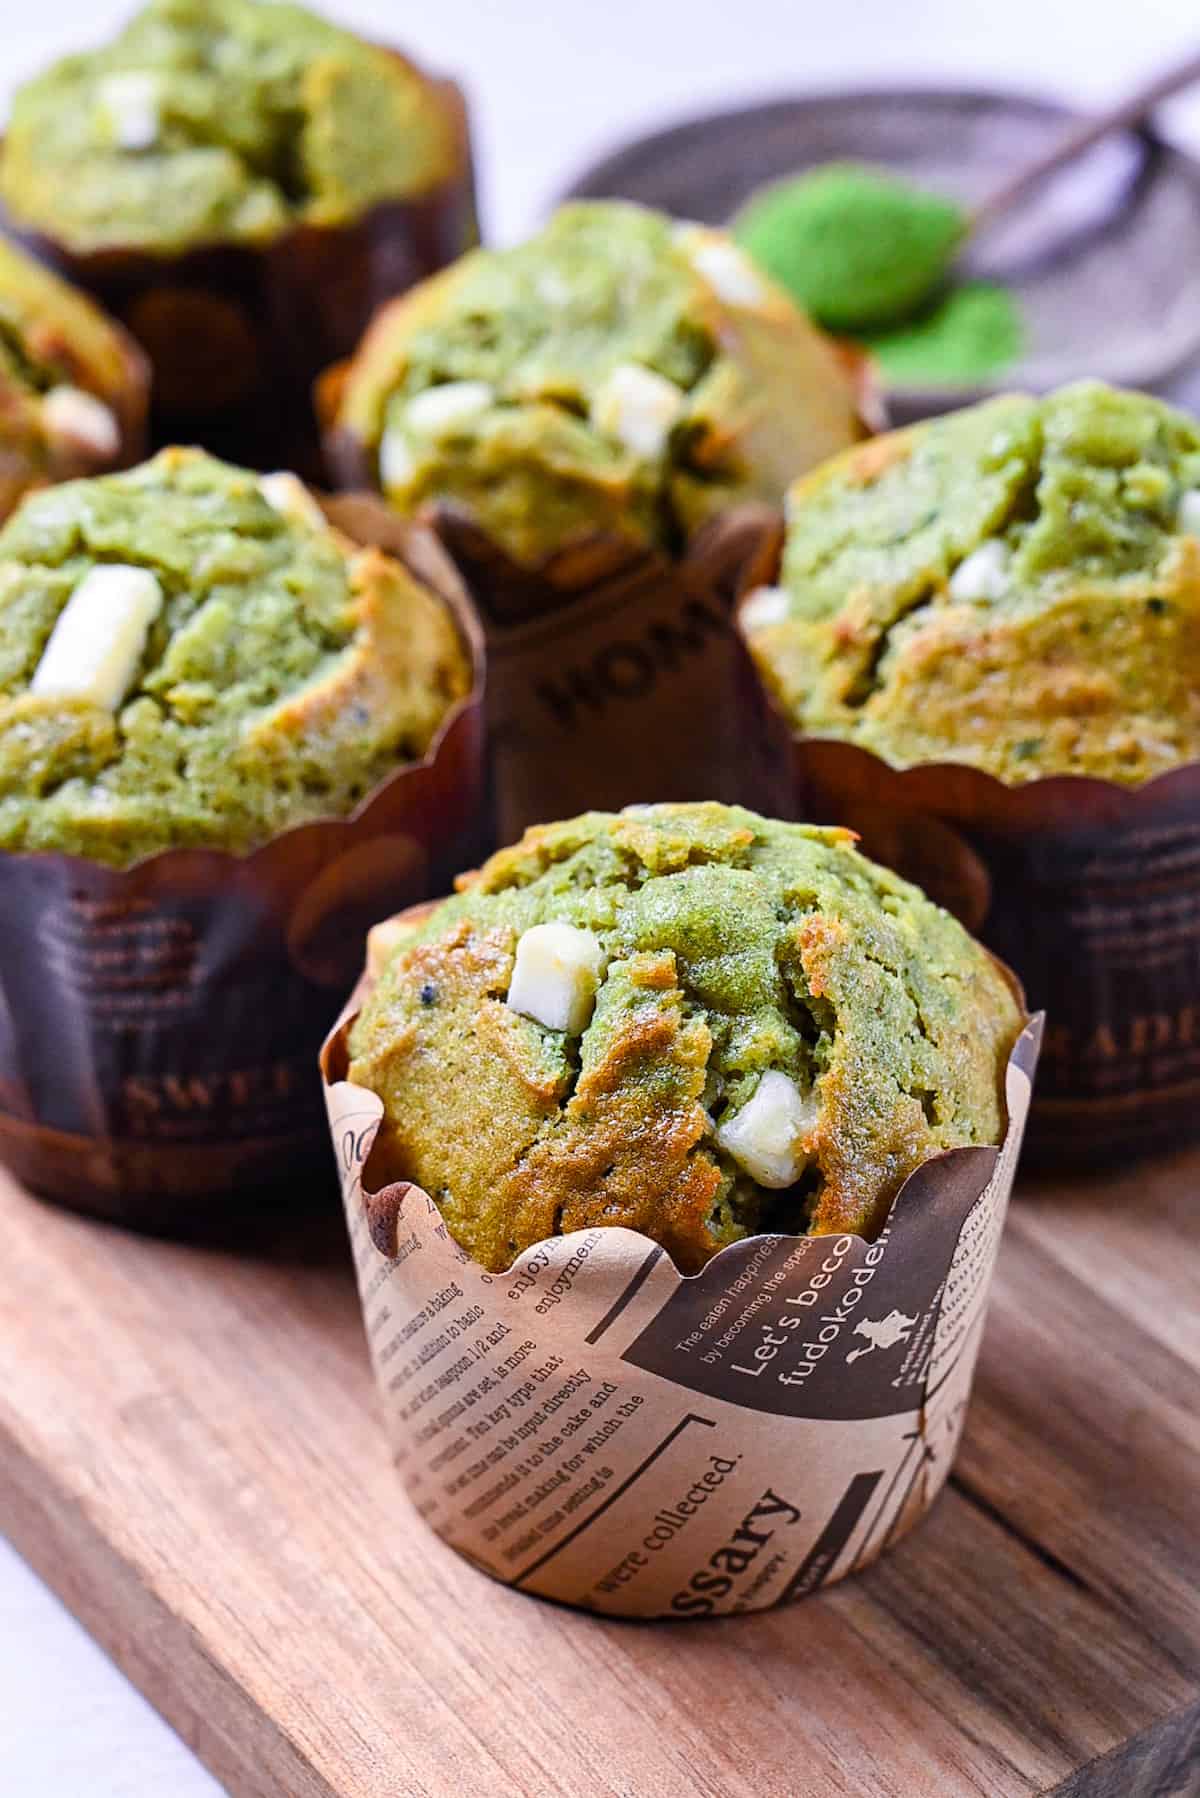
xmin=0 ymin=523 xmax=485 ymax=1232
xmin=319 ymin=336 xmax=882 ymax=842
xmin=0 ymin=64 xmax=477 ymax=479
xmin=321 ymin=473 xmax=785 ymax=841
xmin=736 ymin=587 xmax=1200 ymax=1167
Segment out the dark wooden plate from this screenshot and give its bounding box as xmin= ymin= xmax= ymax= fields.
xmin=563 ymin=87 xmax=1200 ymax=416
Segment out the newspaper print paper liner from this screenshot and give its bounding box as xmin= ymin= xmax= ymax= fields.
xmin=0 ymin=66 xmax=476 ymax=478
xmin=734 ymin=585 xmax=1200 ymax=1166
xmin=0 ymin=523 xmax=485 ymax=1232
xmin=321 ymin=914 xmax=1040 ymax=1619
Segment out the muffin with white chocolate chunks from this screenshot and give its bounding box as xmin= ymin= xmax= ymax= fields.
xmin=737 ymin=381 xmax=1200 ymax=1168
xmin=0 ymin=440 xmax=483 ymax=1226
xmin=0 ymin=446 xmax=471 ymax=863
xmin=0 ymin=235 xmax=147 ymax=521
xmin=0 ymin=0 xmax=460 ymax=256
xmin=327 ymin=201 xmax=869 ymax=569
xmin=0 ymin=0 xmax=476 ymax=475
xmin=348 ymin=803 xmax=1022 ymax=1274
xmin=742 ymin=382 xmax=1200 ymax=783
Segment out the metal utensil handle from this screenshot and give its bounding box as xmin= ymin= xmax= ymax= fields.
xmin=971 ymin=48 xmax=1200 ymax=235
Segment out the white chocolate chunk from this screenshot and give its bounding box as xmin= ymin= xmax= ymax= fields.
xmin=97 ymin=72 xmax=161 ymax=150
xmin=740 ymin=585 xmax=790 ymax=633
xmin=405 ymin=381 xmax=494 ymax=436
xmin=1179 ymin=489 xmax=1200 ymax=536
xmin=535 ymin=269 xmax=571 ymax=307
xmin=378 ymin=426 xmax=415 ymax=490
xmin=259 ymin=470 xmax=325 ymax=529
xmin=592 ymin=363 xmax=685 ymax=459
xmin=689 ymin=239 xmax=767 ymax=309
xmin=948 ymin=539 xmax=1010 ymax=602
xmin=32 ymin=565 xmax=163 ymax=711
xmin=41 ymin=386 xmax=120 ymax=460
xmin=716 ymin=1071 xmax=817 ymax=1188
xmin=506 ymin=922 xmax=606 ymax=1035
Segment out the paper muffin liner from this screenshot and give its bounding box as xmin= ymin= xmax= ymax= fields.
xmin=736 ymin=595 xmax=1200 ymax=1166
xmin=321 ymin=484 xmax=785 ymax=842
xmin=320 ymin=331 xmax=885 ymax=843
xmin=0 ymin=526 xmax=485 ymax=1231
xmin=320 ymin=904 xmax=1039 ymax=1619
xmin=0 ymin=70 xmax=477 ymax=479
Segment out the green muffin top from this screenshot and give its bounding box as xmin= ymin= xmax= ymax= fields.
xmin=348 ymin=803 xmax=1021 ymax=1273
xmin=0 ymin=447 xmax=470 ymax=863
xmin=741 ymin=381 xmax=1200 ymax=784
xmin=0 ymin=0 xmax=457 ymax=256
xmin=332 ymin=201 xmax=867 ymax=569
xmin=0 ymin=235 xmax=146 ymax=520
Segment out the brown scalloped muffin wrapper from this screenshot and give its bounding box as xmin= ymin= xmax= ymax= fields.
xmin=322 ymin=476 xmax=786 ymax=842
xmin=734 ymin=585 xmax=1200 ymax=1167
xmin=0 ymin=72 xmax=477 ymax=480
xmin=0 ymin=525 xmax=486 ymax=1231
xmin=319 ymin=338 xmax=882 ymax=843
xmin=320 ymin=900 xmax=1039 ymax=1618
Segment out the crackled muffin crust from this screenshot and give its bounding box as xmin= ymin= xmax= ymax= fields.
xmin=0 ymin=447 xmax=469 ymax=862
xmin=332 ymin=201 xmax=867 ymax=569
xmin=743 ymin=381 xmax=1200 ymax=784
xmin=348 ymin=803 xmax=1021 ymax=1274
xmin=1 ymin=0 xmax=457 ymax=256
xmin=0 ymin=236 xmax=145 ymax=520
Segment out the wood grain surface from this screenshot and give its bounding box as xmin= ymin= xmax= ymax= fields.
xmin=1 ymin=1147 xmax=1196 ymax=1798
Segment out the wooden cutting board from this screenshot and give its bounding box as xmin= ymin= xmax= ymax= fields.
xmin=2 ymin=1147 xmax=1197 ymax=1798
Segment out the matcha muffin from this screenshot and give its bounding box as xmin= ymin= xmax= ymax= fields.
xmin=0 ymin=447 xmax=471 ymax=864
xmin=348 ymin=803 xmax=1021 ymax=1274
xmin=0 ymin=236 xmax=147 ymax=519
xmin=328 ymin=201 xmax=868 ymax=569
xmin=0 ymin=0 xmax=459 ymax=256
xmin=742 ymin=381 xmax=1200 ymax=784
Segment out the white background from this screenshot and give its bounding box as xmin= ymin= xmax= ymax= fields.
xmin=2 ymin=1 xmax=1198 ymax=1792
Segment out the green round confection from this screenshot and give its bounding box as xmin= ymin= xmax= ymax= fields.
xmin=348 ymin=802 xmax=1021 ymax=1274
xmin=733 ymin=162 xmax=966 ymax=333
xmin=335 ymin=201 xmax=866 ymax=570
xmin=0 ymin=447 xmax=470 ymax=863
xmin=743 ymin=381 xmax=1200 ymax=784
xmin=0 ymin=0 xmax=457 ymax=255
